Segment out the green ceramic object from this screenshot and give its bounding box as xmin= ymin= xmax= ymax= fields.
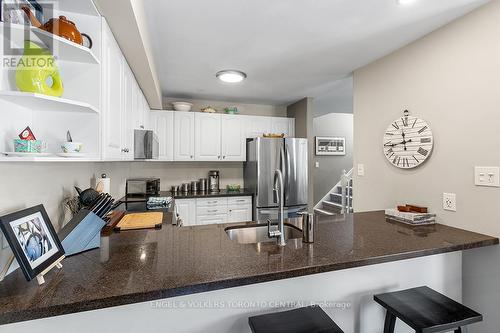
xmin=15 ymin=41 xmax=64 ymax=97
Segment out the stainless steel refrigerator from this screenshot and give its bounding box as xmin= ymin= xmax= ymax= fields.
xmin=244 ymin=137 xmax=308 ymax=222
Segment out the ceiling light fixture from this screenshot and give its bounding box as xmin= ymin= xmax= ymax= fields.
xmin=216 ymin=70 xmax=247 ymax=83
xmin=397 ymin=0 xmax=417 ymax=5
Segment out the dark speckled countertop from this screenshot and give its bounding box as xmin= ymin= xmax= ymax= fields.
xmin=0 ymin=211 xmax=497 ymax=325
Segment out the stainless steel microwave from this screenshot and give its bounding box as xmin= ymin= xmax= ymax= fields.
xmin=134 ymin=129 xmax=159 ymax=160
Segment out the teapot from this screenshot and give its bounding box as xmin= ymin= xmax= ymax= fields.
xmin=21 ymin=6 xmax=86 ymax=45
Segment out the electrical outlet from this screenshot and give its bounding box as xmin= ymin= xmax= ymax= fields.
xmin=357 ymin=164 xmax=365 ymax=176
xmin=443 ymin=193 xmax=457 ymax=212
xmin=474 ymin=167 xmax=500 ymax=187
xmin=315 ymin=161 xmax=319 ymax=168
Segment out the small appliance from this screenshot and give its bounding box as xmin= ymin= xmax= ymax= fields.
xmin=126 ymin=178 xmax=160 ymax=196
xmin=208 ymin=170 xmax=220 ymax=192
xmin=134 ymin=129 xmax=159 ymax=160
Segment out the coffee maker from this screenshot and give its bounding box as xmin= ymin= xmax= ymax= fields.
xmin=208 ymin=170 xmax=220 ymax=192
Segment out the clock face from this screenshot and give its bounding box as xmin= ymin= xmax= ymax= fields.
xmin=383 ymin=115 xmax=433 ymax=169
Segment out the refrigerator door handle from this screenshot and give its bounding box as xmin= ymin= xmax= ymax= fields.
xmin=285 ymin=145 xmax=291 ymax=202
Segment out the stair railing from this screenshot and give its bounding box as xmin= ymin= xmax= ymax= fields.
xmin=340 ymin=169 xmax=353 ymax=214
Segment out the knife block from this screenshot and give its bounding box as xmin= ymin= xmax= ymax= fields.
xmin=59 ymin=209 xmax=106 ymax=256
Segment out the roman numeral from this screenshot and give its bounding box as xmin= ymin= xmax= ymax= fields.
xmin=412 ymin=118 xmax=417 ymax=128
xmin=393 ymin=156 xmax=398 ymax=165
xmin=418 ymin=147 xmax=429 ymax=156
xmin=420 ymin=138 xmax=431 ymax=143
xmin=386 ymin=148 xmax=393 ymax=156
xmin=418 ymin=126 xmax=428 ymax=134
xmin=402 ymin=117 xmax=408 ymax=127
xmin=413 ymin=155 xmax=419 ymax=163
xmin=385 ymin=132 xmax=394 ymax=136
xmin=403 ymin=158 xmax=409 ymax=168
xmin=392 ymin=122 xmax=400 ymax=130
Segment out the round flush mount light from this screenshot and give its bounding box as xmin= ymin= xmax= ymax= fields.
xmin=216 ymin=70 xmax=247 ymax=83
xmin=397 ymin=0 xmax=417 ymax=5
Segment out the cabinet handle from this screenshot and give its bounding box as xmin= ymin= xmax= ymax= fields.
xmin=223 ymin=156 xmax=226 ymax=159
xmin=190 ymin=155 xmax=194 ymax=159
xmin=121 ymin=148 xmax=129 ymax=153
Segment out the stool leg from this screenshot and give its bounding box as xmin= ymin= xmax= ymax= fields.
xmin=383 ymin=311 xmax=396 ymax=333
xmin=454 ymin=328 xmax=462 ymax=333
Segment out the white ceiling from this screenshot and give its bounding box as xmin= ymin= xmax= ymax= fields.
xmin=144 ymin=0 xmax=488 ymax=106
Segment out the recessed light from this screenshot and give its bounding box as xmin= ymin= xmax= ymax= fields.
xmin=397 ymin=0 xmax=417 ymax=5
xmin=216 ymin=70 xmax=247 ymax=83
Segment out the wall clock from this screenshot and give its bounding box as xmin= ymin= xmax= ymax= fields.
xmin=383 ymin=110 xmax=433 ymax=169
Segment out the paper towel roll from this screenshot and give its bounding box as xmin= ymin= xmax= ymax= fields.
xmin=96 ymin=176 xmax=110 ymax=194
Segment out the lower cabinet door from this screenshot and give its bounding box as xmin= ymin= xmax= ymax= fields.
xmin=196 ymin=214 xmax=228 ymax=225
xmin=228 ymin=205 xmax=252 ymax=223
xmin=175 ymin=199 xmax=196 ymax=226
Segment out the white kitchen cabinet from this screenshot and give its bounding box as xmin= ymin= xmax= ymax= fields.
xmin=271 ymin=117 xmax=295 ymax=137
xmin=196 ymin=214 xmax=227 ymax=225
xmin=122 ymin=64 xmax=135 ymax=160
xmin=150 ymin=111 xmax=174 ymax=161
xmin=221 ymin=114 xmax=246 ymax=161
xmin=245 ymin=115 xmax=272 ymax=138
xmin=175 ymin=199 xmax=196 ymax=226
xmin=174 ymin=111 xmax=195 ymax=161
xmin=195 ymin=113 xmax=222 ymax=161
xmin=228 ymin=206 xmax=252 ymax=223
xmin=102 ymin=19 xmax=125 ymax=160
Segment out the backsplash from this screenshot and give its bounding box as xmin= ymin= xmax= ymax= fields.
xmin=0 ymin=161 xmax=244 ymax=272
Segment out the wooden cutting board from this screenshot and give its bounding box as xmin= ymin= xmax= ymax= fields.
xmin=115 ymin=212 xmax=163 ymax=231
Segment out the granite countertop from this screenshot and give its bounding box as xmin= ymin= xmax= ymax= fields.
xmin=0 ymin=211 xmax=497 ymax=325
xmin=121 ymin=189 xmax=254 ymax=202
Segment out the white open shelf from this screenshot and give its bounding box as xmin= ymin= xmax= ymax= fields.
xmin=0 ymin=91 xmax=99 ymax=114
xmin=0 ymin=156 xmax=101 ymax=162
xmin=0 ymin=23 xmax=99 ymax=64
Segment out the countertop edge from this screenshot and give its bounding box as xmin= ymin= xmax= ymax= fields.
xmin=1 ymin=237 xmax=497 ymax=326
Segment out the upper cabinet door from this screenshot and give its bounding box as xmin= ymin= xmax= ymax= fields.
xmin=151 ymin=111 xmax=174 ymax=161
xmin=122 ymin=65 xmax=135 ymax=160
xmin=245 ymin=115 xmax=272 ymax=138
xmin=271 ymin=117 xmax=294 ymax=137
xmin=195 ymin=113 xmax=222 ymax=161
xmin=221 ymin=114 xmax=246 ymax=161
xmin=102 ymin=20 xmax=124 ymax=160
xmin=174 ymin=111 xmax=195 ymax=161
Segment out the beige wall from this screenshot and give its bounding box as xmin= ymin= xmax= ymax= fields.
xmin=353 ymin=1 xmax=500 ymax=332
xmin=163 ymin=97 xmax=287 ymax=117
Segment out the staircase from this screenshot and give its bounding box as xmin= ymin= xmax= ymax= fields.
xmin=314 ymin=169 xmax=353 ymax=216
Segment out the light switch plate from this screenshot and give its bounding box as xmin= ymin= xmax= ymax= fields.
xmin=443 ymin=193 xmax=457 ymax=212
xmin=474 ymin=167 xmax=500 ymax=187
xmin=315 ymin=161 xmax=319 ymax=168
xmin=357 ymin=164 xmax=365 ymax=176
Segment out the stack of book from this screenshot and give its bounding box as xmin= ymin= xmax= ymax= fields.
xmin=385 ymin=209 xmax=436 ymax=226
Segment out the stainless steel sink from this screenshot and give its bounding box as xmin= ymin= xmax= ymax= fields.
xmin=225 ymin=224 xmax=302 ymax=244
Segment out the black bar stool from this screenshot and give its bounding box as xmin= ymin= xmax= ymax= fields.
xmin=248 ymin=305 xmax=344 ymax=333
xmin=374 ymin=286 xmax=483 ymax=333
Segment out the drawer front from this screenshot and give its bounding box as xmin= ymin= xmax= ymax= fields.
xmin=228 ymin=205 xmax=252 ymax=223
xmin=196 ymin=197 xmax=228 ymax=207
xmin=227 ymin=196 xmax=252 ymax=206
xmin=197 ymin=206 xmax=228 ymax=215
xmin=197 ymin=214 xmax=227 ymax=225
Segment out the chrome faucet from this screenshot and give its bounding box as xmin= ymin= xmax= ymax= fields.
xmin=267 ymin=169 xmax=286 ymax=246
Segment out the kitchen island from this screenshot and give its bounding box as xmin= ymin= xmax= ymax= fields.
xmin=0 ymin=211 xmax=497 ymax=332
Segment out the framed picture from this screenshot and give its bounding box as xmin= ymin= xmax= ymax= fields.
xmin=0 ymin=205 xmax=65 ymax=281
xmin=315 ymin=137 xmax=346 ymax=156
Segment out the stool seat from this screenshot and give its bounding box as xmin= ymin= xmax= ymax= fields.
xmin=248 ymin=306 xmax=344 ymax=333
xmin=374 ymin=286 xmax=483 ymax=333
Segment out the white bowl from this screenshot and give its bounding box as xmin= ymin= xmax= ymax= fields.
xmin=61 ymin=142 xmax=83 ymax=153
xmin=172 ymin=102 xmax=193 ymax=111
